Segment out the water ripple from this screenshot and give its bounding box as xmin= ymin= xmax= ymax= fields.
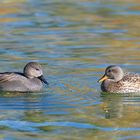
xmin=0 ymin=120 xmax=139 ymax=132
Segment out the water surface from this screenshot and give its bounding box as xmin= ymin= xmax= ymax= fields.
xmin=0 ymin=0 xmax=140 ymax=140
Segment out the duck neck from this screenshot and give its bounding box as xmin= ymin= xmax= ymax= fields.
xmin=24 ymin=73 xmax=34 ymax=79
xmin=114 ymin=72 xmax=124 ymax=82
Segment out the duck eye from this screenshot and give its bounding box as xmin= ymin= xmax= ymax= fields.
xmin=36 ymin=68 xmax=39 ymax=71
xmin=108 ymin=69 xmax=111 ymax=73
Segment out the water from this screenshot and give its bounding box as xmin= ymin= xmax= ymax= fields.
xmin=0 ymin=0 xmax=140 ymax=139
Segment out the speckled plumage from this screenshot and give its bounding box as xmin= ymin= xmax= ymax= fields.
xmin=98 ymin=65 xmax=140 ymax=93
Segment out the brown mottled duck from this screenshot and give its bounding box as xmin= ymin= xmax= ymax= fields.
xmin=98 ymin=65 xmax=140 ymax=93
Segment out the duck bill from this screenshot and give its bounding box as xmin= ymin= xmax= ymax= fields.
xmin=98 ymin=75 xmax=108 ymax=83
xmin=39 ymin=75 xmax=49 ymax=85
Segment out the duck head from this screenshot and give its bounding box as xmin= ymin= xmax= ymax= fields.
xmin=98 ymin=65 xmax=124 ymax=83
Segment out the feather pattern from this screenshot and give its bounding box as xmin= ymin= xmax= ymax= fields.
xmin=99 ymin=66 xmax=140 ymax=93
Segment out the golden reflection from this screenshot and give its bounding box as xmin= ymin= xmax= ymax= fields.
xmin=0 ymin=0 xmax=26 ymax=22
xmin=101 ymin=94 xmax=140 ymax=121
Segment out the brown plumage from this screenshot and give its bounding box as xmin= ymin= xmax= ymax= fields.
xmin=98 ymin=65 xmax=140 ymax=93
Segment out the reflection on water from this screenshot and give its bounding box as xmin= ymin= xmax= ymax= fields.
xmin=0 ymin=0 xmax=140 ymax=140
xmin=101 ymin=94 xmax=140 ymax=119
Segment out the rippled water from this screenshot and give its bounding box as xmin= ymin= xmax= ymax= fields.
xmin=0 ymin=0 xmax=140 ymax=140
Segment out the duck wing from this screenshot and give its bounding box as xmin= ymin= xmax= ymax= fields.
xmin=0 ymin=72 xmax=20 ymax=83
xmin=123 ymin=72 xmax=140 ymax=83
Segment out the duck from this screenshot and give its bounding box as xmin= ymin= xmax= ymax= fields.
xmin=98 ymin=65 xmax=140 ymax=93
xmin=0 ymin=62 xmax=48 ymax=92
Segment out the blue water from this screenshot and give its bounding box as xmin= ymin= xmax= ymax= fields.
xmin=0 ymin=0 xmax=139 ymax=140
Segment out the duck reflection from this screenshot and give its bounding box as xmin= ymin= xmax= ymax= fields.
xmin=101 ymin=93 xmax=140 ymax=119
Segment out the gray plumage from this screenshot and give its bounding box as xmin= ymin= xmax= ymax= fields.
xmin=0 ymin=62 xmax=48 ymax=92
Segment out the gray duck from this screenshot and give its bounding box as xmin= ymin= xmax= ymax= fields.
xmin=0 ymin=62 xmax=48 ymax=92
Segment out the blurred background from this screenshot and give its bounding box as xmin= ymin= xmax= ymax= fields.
xmin=0 ymin=0 xmax=140 ymax=140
